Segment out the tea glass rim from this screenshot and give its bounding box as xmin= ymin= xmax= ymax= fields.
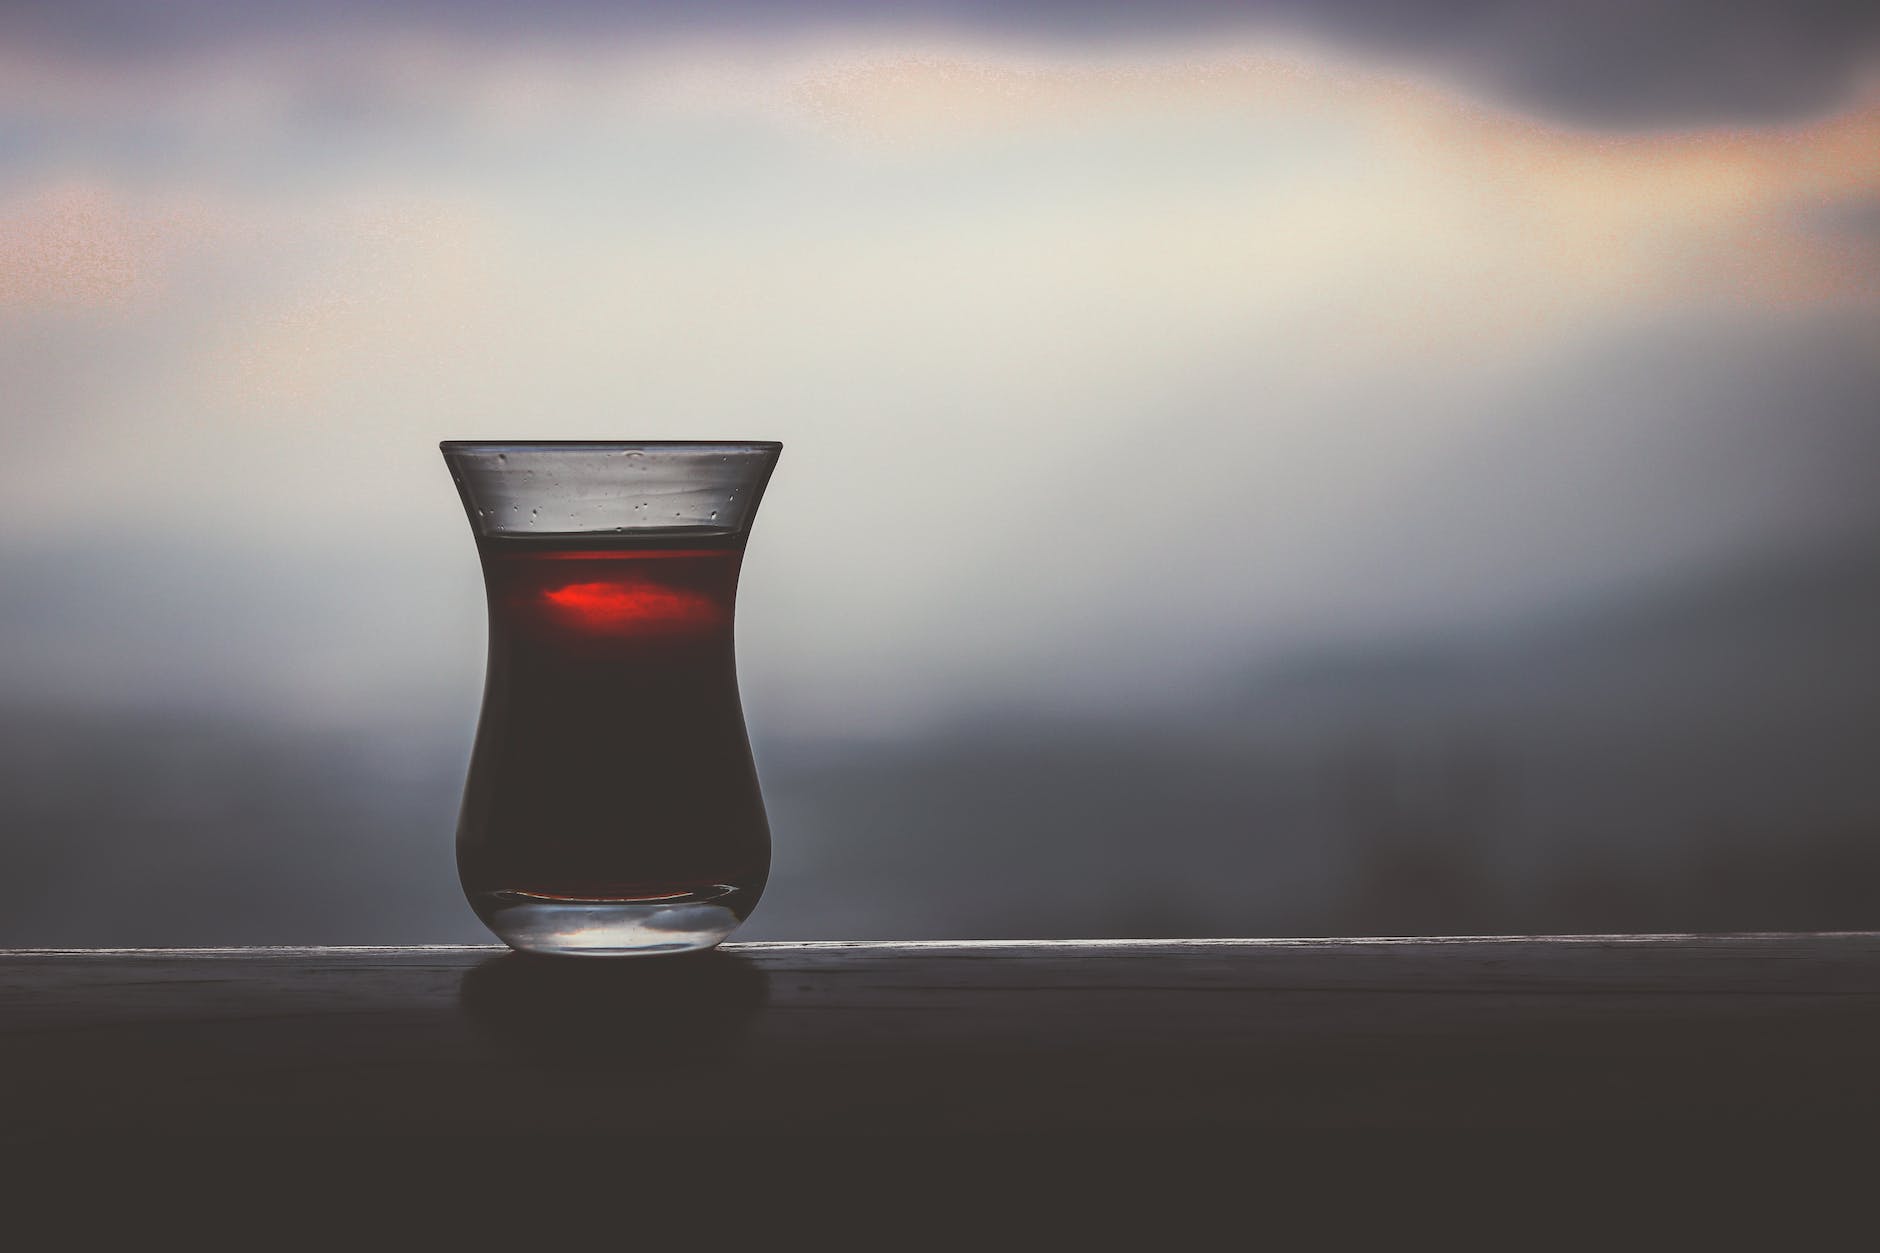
xmin=441 ymin=439 xmax=782 ymax=453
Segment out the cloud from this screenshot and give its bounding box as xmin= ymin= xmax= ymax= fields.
xmin=0 ymin=181 xmax=229 ymax=310
xmin=0 ymin=16 xmax=1874 ymax=736
xmin=2 ymin=1 xmax=1879 ymax=127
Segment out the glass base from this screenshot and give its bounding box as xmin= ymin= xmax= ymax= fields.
xmin=473 ymin=888 xmax=749 ymax=957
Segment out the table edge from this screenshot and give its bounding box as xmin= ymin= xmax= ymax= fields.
xmin=4 ymin=931 xmax=1877 ymax=958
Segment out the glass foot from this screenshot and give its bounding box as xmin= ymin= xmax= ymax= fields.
xmin=474 ymin=888 xmax=749 ymax=957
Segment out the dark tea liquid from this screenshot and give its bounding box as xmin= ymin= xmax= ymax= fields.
xmin=457 ymin=531 xmax=769 ymax=922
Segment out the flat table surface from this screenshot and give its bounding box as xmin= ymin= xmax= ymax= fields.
xmin=4 ymin=934 xmax=1878 ymax=1145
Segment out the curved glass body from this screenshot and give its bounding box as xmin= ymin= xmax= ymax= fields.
xmin=442 ymin=441 xmax=782 ymax=955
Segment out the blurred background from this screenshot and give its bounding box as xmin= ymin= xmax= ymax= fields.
xmin=2 ymin=2 xmax=1877 ymax=944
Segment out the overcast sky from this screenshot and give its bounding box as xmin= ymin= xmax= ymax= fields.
xmin=1 ymin=2 xmax=1876 ymax=736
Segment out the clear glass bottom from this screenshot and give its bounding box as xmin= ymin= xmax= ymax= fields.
xmin=473 ymin=887 xmax=751 ymax=957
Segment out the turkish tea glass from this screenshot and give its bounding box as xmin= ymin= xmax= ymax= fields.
xmin=442 ymin=441 xmax=782 ymax=956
